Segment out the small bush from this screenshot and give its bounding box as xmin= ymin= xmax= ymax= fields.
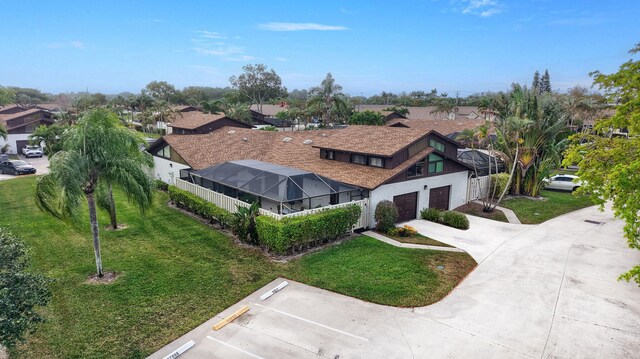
xmin=375 ymin=200 xmax=398 ymax=233
xmin=420 ymin=207 xmax=442 ymax=222
xmin=395 ymin=225 xmax=418 ymax=237
xmin=167 ymin=186 xmax=232 ymax=227
xmin=441 ymin=211 xmax=470 ymax=230
xmin=256 ymin=205 xmax=361 ymax=254
xmin=421 ymin=207 xmax=469 ymax=230
xmin=154 ymin=179 xmax=169 ymax=192
xmin=490 ymin=173 xmax=510 ymax=197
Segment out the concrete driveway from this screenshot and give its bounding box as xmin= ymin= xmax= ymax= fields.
xmin=150 ymin=206 xmax=640 ymax=359
xmin=0 ymin=155 xmax=49 ymax=181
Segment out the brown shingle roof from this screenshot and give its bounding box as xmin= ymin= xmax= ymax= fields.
xmin=168 ymin=111 xmax=228 ymax=130
xmin=386 ymin=118 xmax=486 ymax=136
xmin=311 ymin=125 xmax=428 ymax=157
xmin=0 ymin=108 xmax=45 ymax=122
xmin=160 ymin=127 xmax=436 ymax=189
xmin=250 ymin=104 xmax=289 ymax=116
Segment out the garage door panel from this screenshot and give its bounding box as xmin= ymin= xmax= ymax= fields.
xmin=429 ymin=186 xmax=450 ymax=210
xmin=393 ymin=192 xmax=418 ymax=222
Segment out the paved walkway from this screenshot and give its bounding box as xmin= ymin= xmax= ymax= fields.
xmin=151 ymin=205 xmax=640 ymax=359
xmin=363 ymin=230 xmax=466 ymax=253
xmin=472 ymin=200 xmax=522 ymax=224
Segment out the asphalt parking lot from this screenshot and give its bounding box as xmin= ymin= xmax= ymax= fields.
xmin=0 ymin=154 xmax=49 ymax=181
xmin=149 ymin=205 xmax=640 ymax=359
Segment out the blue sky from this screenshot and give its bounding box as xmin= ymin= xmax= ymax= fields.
xmin=0 ymin=0 xmax=638 ymax=96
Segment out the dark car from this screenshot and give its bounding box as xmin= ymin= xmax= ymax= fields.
xmin=0 ymin=160 xmax=37 ymax=175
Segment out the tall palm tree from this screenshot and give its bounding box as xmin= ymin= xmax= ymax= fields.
xmin=309 ymin=73 xmax=349 ymax=125
xmin=34 ymin=109 xmax=154 ymax=277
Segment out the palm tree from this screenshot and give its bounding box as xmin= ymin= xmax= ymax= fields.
xmin=201 ymin=100 xmax=224 ymax=114
xmin=0 ymin=123 xmax=7 ymax=141
xmin=308 ymin=73 xmax=349 ymax=125
xmin=34 ymin=108 xmax=154 ymax=277
xmin=29 ymin=124 xmax=68 ymax=157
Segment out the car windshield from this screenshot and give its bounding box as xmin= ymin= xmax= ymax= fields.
xmin=12 ymin=161 xmax=29 ymax=166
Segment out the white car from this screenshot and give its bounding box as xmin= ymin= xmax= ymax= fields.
xmin=22 ymin=145 xmax=43 ymax=158
xmin=544 ymin=174 xmax=582 ymax=192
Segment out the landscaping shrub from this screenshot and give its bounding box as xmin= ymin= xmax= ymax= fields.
xmin=421 ymin=207 xmax=469 ymax=230
xmin=256 ymin=205 xmax=361 ymax=254
xmin=167 ymin=186 xmax=232 ymax=227
xmin=420 ymin=207 xmax=442 ymax=222
xmin=440 ymin=211 xmax=470 ymax=230
xmin=375 ymin=200 xmax=398 ymax=233
xmin=154 ymin=179 xmax=169 ymax=192
xmin=395 ymin=225 xmax=418 ymax=237
xmin=490 ymin=173 xmax=510 ymax=197
xmin=231 ymin=202 xmax=259 ymax=245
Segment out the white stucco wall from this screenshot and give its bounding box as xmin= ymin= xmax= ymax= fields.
xmin=369 ymin=171 xmax=469 ymax=226
xmin=152 ymin=156 xmax=191 ymax=185
xmin=0 ymin=134 xmax=31 ymax=155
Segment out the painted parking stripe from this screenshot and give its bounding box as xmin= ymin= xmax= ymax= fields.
xmin=251 ymin=302 xmax=369 ymax=342
xmin=206 ymin=336 xmax=266 ymax=359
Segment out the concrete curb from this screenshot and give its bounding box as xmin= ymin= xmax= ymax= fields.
xmin=363 ymin=231 xmax=466 ymax=253
xmin=471 ymin=200 xmax=522 ymax=224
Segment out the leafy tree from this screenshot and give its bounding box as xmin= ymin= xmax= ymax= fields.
xmin=10 ymin=87 xmax=49 ymax=106
xmin=29 ymin=124 xmax=69 ymax=156
xmin=34 ymin=109 xmax=154 ymax=277
xmin=0 ymin=228 xmax=51 ymax=349
xmin=0 ymin=85 xmax=15 ymax=106
xmin=541 ymin=69 xmax=552 ymax=93
xmin=348 ymin=110 xmax=385 ymax=125
xmin=201 ymin=100 xmax=224 ymax=114
xmin=532 ymin=70 xmax=541 ymax=94
xmin=0 ymin=123 xmax=7 ymax=141
xmin=229 ymin=64 xmax=287 ymax=114
xmin=181 ymin=86 xmax=230 ymax=106
xmin=430 ymin=97 xmax=458 ymax=119
xmin=145 ymin=81 xmax=178 ymax=103
xmin=308 ymin=73 xmax=350 ymax=125
xmin=564 ymin=43 xmax=640 ymax=285
xmin=382 ymin=106 xmax=410 ymax=116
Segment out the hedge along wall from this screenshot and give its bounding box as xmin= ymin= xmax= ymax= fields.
xmin=256 ymin=205 xmax=361 ymax=254
xmin=168 ymin=186 xmax=232 ymax=227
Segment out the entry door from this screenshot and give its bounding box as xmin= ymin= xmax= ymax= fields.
xmin=393 ymin=192 xmax=418 ymax=222
xmin=429 ymin=186 xmax=450 ymax=210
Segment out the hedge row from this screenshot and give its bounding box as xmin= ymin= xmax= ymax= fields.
xmin=420 ymin=208 xmax=470 ymax=230
xmin=256 ymin=205 xmax=361 ymax=254
xmin=168 ymin=186 xmax=232 ymax=227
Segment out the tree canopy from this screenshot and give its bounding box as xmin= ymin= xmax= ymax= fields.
xmin=348 ymin=110 xmax=385 ymax=125
xmin=564 ymin=43 xmax=640 ymax=285
xmin=0 ymin=228 xmax=51 ymax=349
xmin=229 ymin=64 xmax=286 ymax=113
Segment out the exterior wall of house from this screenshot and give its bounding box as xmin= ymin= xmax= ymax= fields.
xmin=369 ymin=171 xmax=469 ymax=226
xmin=152 ymin=156 xmax=191 ymax=185
xmin=0 ymin=133 xmax=30 ymax=155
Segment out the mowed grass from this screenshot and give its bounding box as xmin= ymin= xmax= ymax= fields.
xmin=0 ymin=177 xmax=476 ymax=358
xmin=379 ymin=231 xmax=454 ymax=247
xmin=501 ymin=190 xmax=594 ymax=224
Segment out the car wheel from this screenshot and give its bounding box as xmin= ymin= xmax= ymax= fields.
xmin=572 ymin=186 xmax=580 ymax=192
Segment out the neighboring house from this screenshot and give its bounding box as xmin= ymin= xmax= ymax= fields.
xmin=387 ymin=118 xmax=486 ymax=138
xmin=171 ymin=105 xmax=200 ymax=113
xmin=249 ymin=108 xmax=292 ymax=128
xmin=0 ymin=104 xmax=27 ymax=115
xmin=360 ymin=105 xmax=494 ymax=122
xmin=0 ymin=109 xmax=54 ymax=154
xmin=148 ymin=125 xmax=472 ymax=225
xmin=167 ymin=111 xmax=252 ymax=135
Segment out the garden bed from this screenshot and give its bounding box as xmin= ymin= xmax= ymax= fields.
xmin=454 ymin=202 xmax=509 ymax=222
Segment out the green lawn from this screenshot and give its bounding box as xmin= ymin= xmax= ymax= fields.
xmin=0 ymin=177 xmax=476 ymax=358
xmin=501 ymin=190 xmax=594 ymax=224
xmin=454 ymin=202 xmax=509 ymax=223
xmin=379 ymin=231 xmax=454 ymax=247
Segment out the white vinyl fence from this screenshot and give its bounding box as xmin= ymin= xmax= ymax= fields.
xmin=175 ymin=179 xmax=370 ymax=229
xmin=467 ymin=175 xmax=491 ymax=202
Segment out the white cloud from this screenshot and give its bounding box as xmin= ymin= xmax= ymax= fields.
xmin=454 ymin=0 xmax=502 ymax=17
xmin=193 ymin=46 xmax=244 ymax=57
xmin=47 ymin=41 xmax=85 ymax=49
xmin=275 ymin=57 xmax=290 ymax=62
xmin=197 ymin=30 xmax=227 ymax=39
xmin=258 ymin=22 xmax=348 ymax=31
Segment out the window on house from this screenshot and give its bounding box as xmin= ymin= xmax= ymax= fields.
xmin=428 ymin=154 xmax=444 ymax=174
xmin=430 ymin=139 xmax=445 ymax=152
xmin=325 ymin=150 xmax=335 ymax=160
xmin=407 ymin=161 xmax=425 ymax=177
xmin=157 ymin=145 xmax=171 ymax=159
xmin=351 ymin=154 xmax=366 ymax=165
xmin=368 ymin=156 xmax=384 ymax=167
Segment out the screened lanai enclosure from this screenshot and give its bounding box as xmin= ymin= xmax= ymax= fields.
xmin=457 ymin=149 xmax=506 ymax=177
xmin=188 ymin=160 xmax=366 ymax=215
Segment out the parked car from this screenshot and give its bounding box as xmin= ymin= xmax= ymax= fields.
xmin=22 ymin=145 xmax=43 ymax=158
xmin=543 ymin=174 xmax=582 ymax=192
xmin=0 ymin=160 xmax=37 ymax=175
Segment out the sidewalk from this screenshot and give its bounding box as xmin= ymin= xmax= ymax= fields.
xmin=363 ymin=230 xmax=466 ymax=253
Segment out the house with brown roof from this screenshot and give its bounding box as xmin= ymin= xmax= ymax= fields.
xmin=167 ymin=111 xmax=252 ymax=135
xmin=0 ymin=108 xmax=54 ymax=154
xmin=148 ymin=125 xmax=472 ymax=226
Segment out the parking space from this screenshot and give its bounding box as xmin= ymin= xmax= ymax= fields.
xmin=149 ymin=205 xmax=640 ymax=359
xmin=0 ymin=155 xmax=49 ymax=181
